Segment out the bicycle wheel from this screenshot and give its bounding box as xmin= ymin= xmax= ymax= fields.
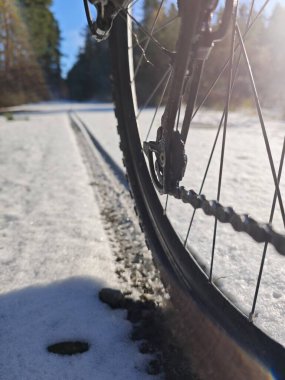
xmin=109 ymin=1 xmax=285 ymax=377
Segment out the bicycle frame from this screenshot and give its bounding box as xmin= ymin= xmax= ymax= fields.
xmin=144 ymin=0 xmax=235 ymax=195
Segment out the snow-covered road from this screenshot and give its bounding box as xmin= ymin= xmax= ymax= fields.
xmin=0 ymin=100 xmax=284 ymax=379
xmin=0 ymin=105 xmax=155 ymax=379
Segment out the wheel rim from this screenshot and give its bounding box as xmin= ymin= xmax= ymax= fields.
xmin=113 ymin=2 xmax=284 ymax=368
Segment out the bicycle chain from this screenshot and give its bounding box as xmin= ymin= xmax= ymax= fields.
xmin=174 ymin=186 xmax=285 ymax=256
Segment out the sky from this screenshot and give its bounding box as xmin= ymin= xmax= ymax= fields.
xmin=51 ymin=0 xmax=88 ymax=78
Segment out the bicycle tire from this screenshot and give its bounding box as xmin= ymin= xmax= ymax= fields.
xmin=109 ymin=4 xmax=285 ymax=379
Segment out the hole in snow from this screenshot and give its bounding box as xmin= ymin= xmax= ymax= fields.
xmin=47 ymin=341 xmax=90 ymax=356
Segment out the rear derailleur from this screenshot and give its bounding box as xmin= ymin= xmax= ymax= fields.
xmin=143 ymin=128 xmax=187 ymax=196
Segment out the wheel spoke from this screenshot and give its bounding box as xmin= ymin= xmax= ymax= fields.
xmin=164 ymin=195 xmax=169 ymax=215
xmin=131 ymin=16 xmax=179 ymax=50
xmin=145 ymin=68 xmax=172 ymax=141
xmin=184 ymin=113 xmax=224 ymax=247
xmin=137 ymin=66 xmax=171 ymax=119
xmin=192 ymin=0 xmax=270 ymax=121
xmin=209 ymin=4 xmax=238 ymax=283
xmin=236 ymin=24 xmax=285 ymax=229
xmin=134 ymin=0 xmax=165 ymax=78
xmin=184 ymin=0 xmax=256 ymax=248
xmin=122 ymin=9 xmax=172 ymax=58
xmin=175 ymin=95 xmax=183 ymax=131
xmin=249 ymin=137 xmax=285 ymax=322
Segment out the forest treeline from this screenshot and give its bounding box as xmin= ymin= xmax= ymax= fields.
xmin=67 ymin=33 xmax=111 ymax=101
xmin=0 ymin=0 xmax=61 ymax=107
xmin=1 ymin=1 xmax=285 ymax=109
xmin=67 ymin=1 xmax=285 ymax=112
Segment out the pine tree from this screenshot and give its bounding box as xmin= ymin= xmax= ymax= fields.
xmin=0 ymin=0 xmax=48 ymax=106
xmin=67 ymin=29 xmax=111 ymax=100
xmin=17 ymin=0 xmax=62 ymax=96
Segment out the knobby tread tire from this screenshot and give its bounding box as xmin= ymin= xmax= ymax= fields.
xmin=109 ymin=11 xmax=285 ymax=380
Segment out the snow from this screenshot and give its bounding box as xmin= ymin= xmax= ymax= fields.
xmin=1 ymin=100 xmax=284 ymax=375
xmin=0 ymin=107 xmax=154 ymax=379
xmin=76 ymin=103 xmax=285 ymax=347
